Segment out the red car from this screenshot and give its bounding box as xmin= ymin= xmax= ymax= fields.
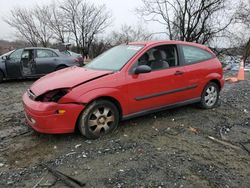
xmin=22 ymin=41 xmax=224 ymax=139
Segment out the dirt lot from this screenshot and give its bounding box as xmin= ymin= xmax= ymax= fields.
xmin=0 ymin=73 xmax=250 ymax=188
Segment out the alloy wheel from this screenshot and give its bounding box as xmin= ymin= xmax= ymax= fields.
xmin=87 ymin=106 xmax=115 ymax=136
xmin=204 ymin=86 xmax=218 ymax=107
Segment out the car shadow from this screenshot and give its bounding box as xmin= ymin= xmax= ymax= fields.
xmin=120 ymin=103 xmax=199 ymax=126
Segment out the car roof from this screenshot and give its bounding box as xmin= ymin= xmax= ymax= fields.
xmin=23 ymin=47 xmax=56 ymax=50
xmin=129 ymin=40 xmax=211 ymax=52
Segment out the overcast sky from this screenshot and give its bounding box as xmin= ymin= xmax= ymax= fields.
xmin=0 ymin=0 xmax=163 ymax=41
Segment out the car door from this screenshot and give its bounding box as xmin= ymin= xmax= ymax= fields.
xmin=20 ymin=49 xmax=36 ymax=77
xmin=125 ymin=44 xmax=189 ymax=114
xmin=35 ymin=49 xmax=59 ymax=75
xmin=5 ymin=49 xmax=23 ymax=78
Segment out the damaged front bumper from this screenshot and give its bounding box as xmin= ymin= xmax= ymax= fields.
xmin=22 ymin=92 xmax=85 ymax=134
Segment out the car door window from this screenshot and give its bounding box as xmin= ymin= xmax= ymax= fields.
xmin=182 ymin=45 xmax=213 ymax=64
xmin=9 ymin=49 xmax=23 ymax=60
xmin=21 ymin=51 xmax=29 ymax=59
xmin=132 ymin=45 xmax=178 ymax=72
xmin=21 ymin=50 xmax=35 ymax=75
xmin=37 ymin=50 xmax=58 ymax=58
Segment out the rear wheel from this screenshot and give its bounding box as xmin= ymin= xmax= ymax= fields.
xmin=0 ymin=71 xmax=4 ymax=83
xmin=199 ymin=82 xmax=220 ymax=109
xmin=78 ymin=100 xmax=119 ymax=139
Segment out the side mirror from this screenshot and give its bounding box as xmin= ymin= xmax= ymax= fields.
xmin=134 ymin=65 xmax=152 ymax=74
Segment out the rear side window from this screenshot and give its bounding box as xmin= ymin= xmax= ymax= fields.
xmin=37 ymin=50 xmax=58 ymax=58
xmin=181 ymin=45 xmax=213 ymax=64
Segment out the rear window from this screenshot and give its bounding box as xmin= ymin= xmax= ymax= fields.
xmin=182 ymin=45 xmax=213 ymax=64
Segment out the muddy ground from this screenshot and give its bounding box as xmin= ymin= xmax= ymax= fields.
xmin=0 ymin=73 xmax=250 ymax=188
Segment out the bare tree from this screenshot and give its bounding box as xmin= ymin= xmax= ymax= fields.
xmin=5 ymin=8 xmax=39 ymax=46
xmin=90 ymin=38 xmax=112 ymax=58
xmin=110 ymin=24 xmax=153 ymax=45
xmin=33 ymin=5 xmax=54 ymax=47
xmin=88 ymin=24 xmax=153 ymax=58
xmin=136 ymin=0 xmax=233 ymax=44
xmin=236 ymin=0 xmax=250 ymax=27
xmin=235 ymin=0 xmax=250 ymax=62
xmin=60 ymin=0 xmax=112 ymax=54
xmin=45 ymin=3 xmax=70 ymax=44
xmin=5 ymin=0 xmax=112 ymax=50
xmin=243 ymin=39 xmax=250 ymax=63
xmin=5 ymin=6 xmax=53 ymax=47
xmin=60 ymin=0 xmax=82 ymax=50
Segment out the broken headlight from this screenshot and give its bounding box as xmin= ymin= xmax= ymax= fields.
xmin=36 ymin=89 xmax=70 ymax=102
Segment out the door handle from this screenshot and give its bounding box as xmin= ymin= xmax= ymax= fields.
xmin=174 ymin=71 xmax=184 ymax=76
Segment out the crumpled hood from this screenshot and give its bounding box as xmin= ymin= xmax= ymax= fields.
xmin=30 ymin=66 xmax=113 ymax=96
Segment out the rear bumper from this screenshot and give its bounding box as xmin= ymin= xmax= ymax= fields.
xmin=22 ymin=92 xmax=84 ymax=134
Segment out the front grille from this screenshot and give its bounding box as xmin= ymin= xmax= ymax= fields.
xmin=27 ymin=89 xmax=36 ymax=101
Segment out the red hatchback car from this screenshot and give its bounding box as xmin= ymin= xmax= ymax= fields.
xmin=23 ymin=41 xmax=224 ymax=139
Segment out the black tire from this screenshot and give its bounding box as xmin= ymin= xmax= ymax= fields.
xmin=199 ymin=82 xmax=220 ymax=109
xmin=0 ymin=71 xmax=4 ymax=83
xmin=78 ymin=100 xmax=119 ymax=139
xmin=56 ymin=65 xmax=67 ymax=71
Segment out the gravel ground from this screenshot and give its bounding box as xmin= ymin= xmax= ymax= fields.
xmin=0 ymin=73 xmax=250 ymax=188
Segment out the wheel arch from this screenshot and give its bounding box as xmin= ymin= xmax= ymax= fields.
xmin=209 ymin=79 xmax=222 ymax=91
xmin=87 ymin=96 xmax=123 ymax=120
xmin=74 ymin=87 xmax=128 ymax=117
xmin=205 ymin=72 xmax=223 ymax=91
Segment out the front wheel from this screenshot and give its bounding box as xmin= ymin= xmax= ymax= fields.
xmin=199 ymin=82 xmax=220 ymax=109
xmin=78 ymin=100 xmax=119 ymax=139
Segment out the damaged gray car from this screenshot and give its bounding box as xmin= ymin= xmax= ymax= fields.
xmin=0 ymin=47 xmax=83 ymax=82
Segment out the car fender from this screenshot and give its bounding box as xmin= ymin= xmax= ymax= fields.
xmin=203 ymin=72 xmax=223 ymax=88
xmin=77 ymin=87 xmax=128 ymax=115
